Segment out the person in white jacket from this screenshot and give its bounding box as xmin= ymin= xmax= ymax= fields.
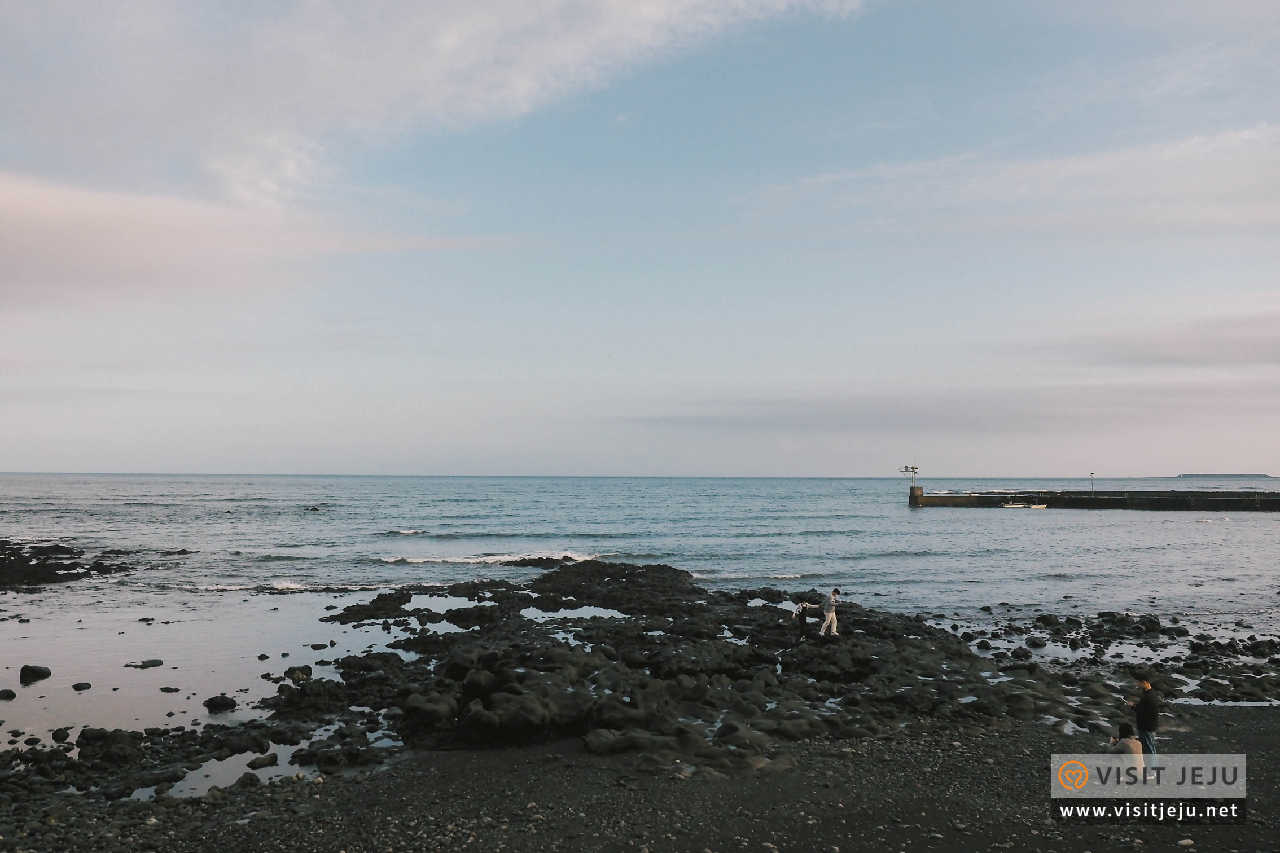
xmin=819 ymin=588 xmax=840 ymax=636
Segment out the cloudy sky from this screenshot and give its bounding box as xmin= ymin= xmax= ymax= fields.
xmin=2 ymin=0 xmax=1279 ymax=476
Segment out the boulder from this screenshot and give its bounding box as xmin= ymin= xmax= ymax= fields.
xmin=0 ymin=689 xmax=15 ymax=700
xmin=284 ymin=665 xmax=313 ymax=682
xmin=203 ymin=695 xmax=238 ymax=713
xmin=463 ymin=668 xmax=499 ymax=698
xmin=20 ymin=665 xmax=51 ymax=684
xmin=401 ymin=692 xmax=457 ymax=726
xmin=1004 ymin=692 xmax=1036 ymax=720
xmin=72 ymin=682 xmax=92 ymax=691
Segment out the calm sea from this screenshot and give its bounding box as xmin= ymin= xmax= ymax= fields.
xmin=2 ymin=474 xmax=1277 ymax=630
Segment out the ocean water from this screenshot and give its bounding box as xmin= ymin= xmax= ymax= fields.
xmin=1 ymin=474 xmax=1277 ymax=737
xmin=1 ymin=474 xmax=1278 ymax=621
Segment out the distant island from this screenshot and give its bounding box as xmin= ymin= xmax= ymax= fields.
xmin=1177 ymin=473 xmax=1273 ymax=478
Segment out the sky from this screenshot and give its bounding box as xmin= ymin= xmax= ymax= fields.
xmin=2 ymin=0 xmax=1279 ymax=477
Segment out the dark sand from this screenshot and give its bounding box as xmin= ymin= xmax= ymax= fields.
xmin=1 ymin=706 xmax=1273 ymax=852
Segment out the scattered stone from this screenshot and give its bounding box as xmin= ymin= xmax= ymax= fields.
xmin=20 ymin=665 xmax=51 ymax=684
xmin=125 ymin=659 xmax=164 ymax=669
xmin=72 ymin=682 xmax=92 ymax=691
xmin=247 ymin=753 xmax=279 ymax=769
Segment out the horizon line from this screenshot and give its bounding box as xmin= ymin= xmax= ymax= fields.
xmin=1 ymin=472 xmax=1269 ymax=480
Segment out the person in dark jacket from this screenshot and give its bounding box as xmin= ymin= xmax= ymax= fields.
xmin=792 ymin=601 xmax=819 ymax=641
xmin=1126 ymin=675 xmax=1160 ymax=755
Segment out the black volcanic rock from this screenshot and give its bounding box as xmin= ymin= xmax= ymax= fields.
xmin=1 ymin=538 xmax=133 ymax=588
xmin=501 ymin=555 xmax=576 ymax=569
xmin=204 ymin=695 xmax=238 ymax=713
xmin=20 ymin=665 xmax=51 ymax=684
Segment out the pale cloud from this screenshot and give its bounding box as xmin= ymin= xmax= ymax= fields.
xmin=0 ymin=173 xmax=483 ymax=303
xmin=759 ymin=124 xmax=1280 ymax=237
xmin=0 ymin=1 xmax=862 ymax=203
xmin=1051 ymin=0 xmax=1280 ymax=36
xmin=633 ymin=376 xmax=1280 ymax=436
xmin=1089 ymin=311 xmax=1280 ymax=367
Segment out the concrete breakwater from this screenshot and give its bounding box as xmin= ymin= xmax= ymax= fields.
xmin=908 ymin=486 xmax=1280 ymax=511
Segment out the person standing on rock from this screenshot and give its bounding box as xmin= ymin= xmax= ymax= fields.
xmin=819 ymin=588 xmax=840 ymax=636
xmin=1125 ymin=674 xmax=1160 ymax=755
xmin=792 ymin=600 xmax=819 ymax=640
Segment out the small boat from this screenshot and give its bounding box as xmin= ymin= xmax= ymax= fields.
xmin=1001 ymin=502 xmax=1029 ymax=508
xmin=1030 ymin=503 xmax=1048 ymax=509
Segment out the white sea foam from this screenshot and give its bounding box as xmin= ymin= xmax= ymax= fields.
xmin=378 ymin=551 xmax=599 ymax=566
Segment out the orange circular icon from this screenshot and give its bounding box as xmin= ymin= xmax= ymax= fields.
xmin=1057 ymin=760 xmax=1088 ymax=790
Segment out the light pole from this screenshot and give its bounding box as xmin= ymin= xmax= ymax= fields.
xmin=1090 ymin=472 xmax=1095 ymax=495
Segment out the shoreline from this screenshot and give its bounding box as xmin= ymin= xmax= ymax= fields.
xmin=3 ymin=554 xmax=1279 ymax=850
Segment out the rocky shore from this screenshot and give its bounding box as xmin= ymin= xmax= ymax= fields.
xmin=0 ymin=540 xmax=133 ymax=589
xmin=2 ymin=556 xmax=1277 ymax=851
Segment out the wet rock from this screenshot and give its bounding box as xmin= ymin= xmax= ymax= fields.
xmin=236 ymin=771 xmax=262 ymax=788
xmin=445 ymin=604 xmax=501 ymax=629
xmin=76 ymin=728 xmax=143 ymax=765
xmin=125 ymin=659 xmax=164 ymax=669
xmin=1 ymin=538 xmax=132 ymax=587
xmin=1004 ymin=693 xmax=1036 ymax=720
xmin=402 ymin=692 xmax=458 ymax=727
xmin=0 ymin=689 xmax=15 ymax=700
xmin=321 ymin=590 xmax=413 ymax=624
xmin=247 ymin=753 xmax=279 ymax=769
xmin=51 ymin=728 xmax=70 ymax=743
xmin=204 ymin=695 xmax=238 ymax=713
xmin=284 ymin=665 xmax=313 ymax=682
xmin=72 ymin=682 xmax=92 ymax=691
xmin=19 ymin=665 xmax=51 ymax=684
xmin=137 ymin=765 xmax=187 ymax=788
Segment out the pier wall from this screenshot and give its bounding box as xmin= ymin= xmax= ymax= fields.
xmin=910 ymin=489 xmax=1280 ymax=511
